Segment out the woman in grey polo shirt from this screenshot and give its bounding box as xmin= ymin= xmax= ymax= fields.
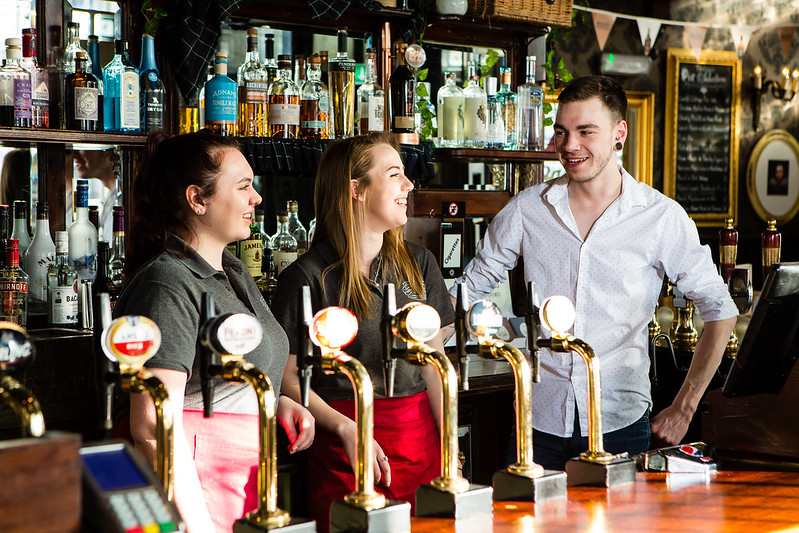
xmin=117 ymin=131 xmax=314 ymax=533
xmin=273 ymin=132 xmax=455 ymax=531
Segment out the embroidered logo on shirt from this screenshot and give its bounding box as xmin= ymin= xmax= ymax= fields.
xmin=399 ymin=281 xmax=425 ymax=301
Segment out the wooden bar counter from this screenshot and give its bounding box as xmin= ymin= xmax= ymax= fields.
xmin=411 ymin=470 xmax=799 ymax=532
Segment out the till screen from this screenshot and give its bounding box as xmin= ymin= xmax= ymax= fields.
xmin=81 ymin=448 xmax=149 ymax=491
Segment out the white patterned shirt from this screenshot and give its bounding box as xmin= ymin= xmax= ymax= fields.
xmin=451 ymin=168 xmax=738 ymax=437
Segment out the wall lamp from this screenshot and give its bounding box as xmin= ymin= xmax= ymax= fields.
xmin=753 ymin=65 xmax=799 ymax=130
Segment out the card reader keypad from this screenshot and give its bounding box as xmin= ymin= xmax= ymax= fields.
xmin=108 ymin=488 xmax=178 ymax=533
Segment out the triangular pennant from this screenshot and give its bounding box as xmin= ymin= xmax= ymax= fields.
xmin=637 ymin=19 xmax=662 ymax=56
xmin=777 ymin=26 xmax=795 ymax=62
xmin=729 ymin=26 xmax=754 ymax=58
xmin=592 ymin=12 xmax=617 ymax=52
xmin=685 ymin=25 xmax=708 ymax=60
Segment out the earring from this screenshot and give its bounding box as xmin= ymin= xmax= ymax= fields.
xmin=615 ymin=141 xmax=623 ymax=151
xmin=196 ymin=207 xmax=205 ymax=215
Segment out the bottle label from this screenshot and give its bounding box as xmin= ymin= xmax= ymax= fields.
xmin=74 ymin=86 xmax=99 ymax=120
xmin=269 ymin=103 xmax=300 ymax=126
xmin=273 ymin=251 xmax=297 ymax=276
xmin=464 ymin=97 xmax=487 ymax=141
xmin=244 ymin=80 xmax=269 ymax=103
xmin=240 ymin=237 xmax=263 ymax=277
xmin=120 ymin=71 xmax=140 ymax=129
xmin=394 ymin=115 xmax=414 ymax=129
xmin=144 ymin=90 xmax=164 ymax=129
xmin=368 ymin=96 xmax=383 ymax=131
xmin=33 ymin=78 xmax=49 ymax=103
xmin=0 ymin=281 xmax=28 ymax=292
xmin=440 ymin=96 xmax=464 ymax=141
xmin=13 ymin=79 xmax=32 ymax=119
xmin=206 ymin=84 xmax=237 ymax=123
xmin=50 ymin=283 xmax=79 ymax=325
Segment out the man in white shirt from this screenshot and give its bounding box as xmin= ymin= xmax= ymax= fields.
xmin=450 ymin=75 xmax=737 ymax=470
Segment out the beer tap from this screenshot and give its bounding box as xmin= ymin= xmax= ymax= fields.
xmin=381 ymin=286 xmax=398 ymax=397
xmin=0 ymin=322 xmax=45 ymax=438
xmin=454 ymin=282 xmax=470 ymax=391
xmin=384 ymin=284 xmax=492 ymax=518
xmin=536 ymin=296 xmax=636 ymax=487
xmin=94 ymin=293 xmax=117 ymax=435
xmin=99 ymin=306 xmax=175 ymax=500
xmin=299 ymin=287 xmax=410 ymax=532
xmin=720 ymin=218 xmax=740 ymax=357
xmin=297 ymin=286 xmax=314 ymax=407
xmin=199 ymin=293 xmax=314 ymax=532
xmin=525 ymin=281 xmax=541 ymax=383
xmin=670 ymin=287 xmax=698 ymax=353
xmin=462 ymin=296 xmax=567 ymax=502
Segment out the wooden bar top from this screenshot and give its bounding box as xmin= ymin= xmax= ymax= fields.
xmin=411 ymin=470 xmax=799 ymax=532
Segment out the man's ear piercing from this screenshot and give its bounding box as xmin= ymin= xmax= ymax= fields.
xmin=615 ymin=141 xmax=623 ymax=151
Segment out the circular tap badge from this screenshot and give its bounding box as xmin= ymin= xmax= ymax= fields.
xmin=0 ymin=322 xmax=34 ymax=372
xmin=400 ymin=302 xmax=440 ymax=342
xmin=311 ymin=307 xmax=358 ymax=349
xmin=102 ymin=316 xmax=162 ymax=367
xmin=214 ymin=314 xmax=263 ymax=356
xmin=466 ymin=299 xmax=503 ymax=338
xmin=405 ymin=44 xmax=426 ymax=69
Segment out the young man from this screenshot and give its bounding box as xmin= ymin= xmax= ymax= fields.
xmin=450 ymin=75 xmax=737 ymax=470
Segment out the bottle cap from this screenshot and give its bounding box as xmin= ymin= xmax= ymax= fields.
xmin=76 ymin=51 xmax=87 ymax=58
xmin=114 ymin=39 xmax=127 ymax=54
xmin=5 ymin=38 xmax=21 ymax=47
xmin=309 ymin=53 xmax=321 ymax=65
xmin=89 ymin=34 xmax=99 ymax=42
xmin=247 ymin=28 xmax=258 ymax=37
xmin=215 ymin=51 xmax=227 ymax=61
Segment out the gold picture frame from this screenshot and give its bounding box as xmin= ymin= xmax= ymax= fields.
xmin=747 ymin=129 xmax=799 ymax=224
xmin=664 ymin=49 xmax=741 ymax=227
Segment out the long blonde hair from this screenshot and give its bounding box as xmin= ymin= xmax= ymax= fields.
xmin=313 ymin=132 xmax=424 ymax=318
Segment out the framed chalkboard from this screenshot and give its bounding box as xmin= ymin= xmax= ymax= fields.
xmin=664 ymin=49 xmax=741 ymax=226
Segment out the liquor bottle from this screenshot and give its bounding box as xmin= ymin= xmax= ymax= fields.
xmin=139 ymin=34 xmax=165 ymax=132
xmin=92 ymin=241 xmax=118 ymax=310
xmin=237 ymin=28 xmax=267 ymax=136
xmin=0 ymin=238 xmax=29 ymax=326
xmin=87 ymin=34 xmax=104 ymax=127
xmin=0 ymin=205 xmax=10 ymax=269
xmin=497 ymin=67 xmax=517 ymax=150
xmin=109 ymin=206 xmax=125 ymax=286
xmin=103 ymin=39 xmax=140 ymax=132
xmin=263 ymin=34 xmax=278 ymax=84
xmin=437 ymin=72 xmax=464 ymax=148
xmin=388 ymin=43 xmax=415 ymax=134
xmin=23 ymin=201 xmax=55 ymax=313
xmin=268 ymin=55 xmax=300 ymax=138
xmin=272 ymin=211 xmax=298 ymax=276
xmin=11 ymin=201 xmax=31 ymax=254
xmin=517 ymin=55 xmax=543 ymax=151
xmin=69 ymin=179 xmax=98 ymax=281
xmin=88 ymin=206 xmax=99 ymax=236
xmin=761 ymin=219 xmax=781 ymax=287
xmin=300 ymin=53 xmax=329 ymax=139
xmin=60 ymin=22 xmax=91 ymax=128
xmin=319 ymin=50 xmax=329 ymax=87
xmin=328 ymin=27 xmax=356 ymax=139
xmin=719 ymin=218 xmax=738 ymax=286
xmin=485 ymin=77 xmax=505 ymax=149
xmin=240 ymin=222 xmax=264 ymax=279
xmin=65 ymin=51 xmax=100 ymax=131
xmin=257 ymin=248 xmax=279 ymax=307
xmin=47 ymin=231 xmax=78 ymax=326
xmin=21 ymin=29 xmax=49 ymax=128
xmin=294 ymin=54 xmax=306 ymax=87
xmin=0 ymin=38 xmax=32 ymax=128
xmin=357 ymin=48 xmax=385 ymax=134
xmin=286 ymin=200 xmax=308 ymax=255
xmin=204 ymin=51 xmax=238 ymax=136
xmin=463 ymin=68 xmax=487 ymax=148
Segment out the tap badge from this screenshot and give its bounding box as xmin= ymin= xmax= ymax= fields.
xmin=466 ymin=299 xmax=503 ymax=338
xmin=311 ymin=307 xmax=358 ymax=349
xmin=0 ymin=323 xmax=33 ymax=371
xmin=102 ymin=316 xmax=162 ymax=367
xmin=215 ymin=314 xmax=263 ymax=355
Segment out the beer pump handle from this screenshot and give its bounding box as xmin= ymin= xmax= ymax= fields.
xmin=382 ymin=283 xmax=398 ymax=397
xmin=298 ymin=285 xmax=314 ymax=407
xmin=526 ymin=281 xmax=541 ymax=383
xmin=199 ymin=292 xmax=217 ymax=418
xmin=455 ymin=282 xmax=470 ymax=391
xmin=94 ymin=292 xmax=116 ymax=433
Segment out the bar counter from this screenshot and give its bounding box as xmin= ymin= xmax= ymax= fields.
xmin=411 ymin=470 xmax=799 ymax=532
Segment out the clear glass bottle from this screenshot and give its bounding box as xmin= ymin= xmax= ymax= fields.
xmin=68 ymin=179 xmax=98 ymax=281
xmin=237 ymin=28 xmax=267 ymax=136
xmin=65 ymin=51 xmax=100 ymax=131
xmin=272 ymin=211 xmax=298 ymax=276
xmin=257 ymin=248 xmax=279 ymax=307
xmin=109 ymin=206 xmax=125 ymax=286
xmin=517 ymin=55 xmax=543 ymax=151
xmin=47 ymin=231 xmax=78 ymax=326
xmin=497 ymin=67 xmax=517 ymax=150
xmin=263 ymin=33 xmax=278 ymax=84
xmin=92 ymin=240 xmax=118 ymax=311
xmin=294 ymin=53 xmax=306 ymax=87
xmin=197 ymin=62 xmax=213 ymax=130
xmin=21 ymin=29 xmax=49 ymax=128
xmin=300 ymin=53 xmax=329 ymax=139
xmin=23 ymin=201 xmax=55 ymax=313
xmin=463 ymin=67 xmax=487 ymax=148
xmin=389 ymin=43 xmax=415 ymax=134
xmin=60 ymin=22 xmax=91 ymax=129
xmin=103 ymin=39 xmax=140 ymax=132
xmin=357 ymin=48 xmax=385 ymax=135
xmin=268 ymin=55 xmax=300 ymax=138
xmin=204 ymin=51 xmax=238 ymax=136
xmin=0 ymin=238 xmax=28 ymax=326
xmin=328 ymin=27 xmax=356 ymax=139
xmin=240 ymin=222 xmax=264 ymax=279
xmin=0 ymin=38 xmax=32 ymax=128
xmin=286 ymin=200 xmax=308 ymax=255
xmin=11 ymin=201 xmax=31 ymax=254
xmin=485 ymin=77 xmax=505 ymax=149
xmin=437 ymin=72 xmax=464 ymax=148
xmin=139 ymin=34 xmax=165 ymax=132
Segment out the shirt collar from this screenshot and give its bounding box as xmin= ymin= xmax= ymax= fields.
xmin=543 ymin=166 xmax=648 ymax=211
xmin=164 ymin=233 xmax=239 ymax=280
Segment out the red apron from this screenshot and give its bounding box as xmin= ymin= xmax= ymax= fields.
xmin=307 ymin=391 xmax=441 ymax=533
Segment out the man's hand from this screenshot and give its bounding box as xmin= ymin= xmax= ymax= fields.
xmin=276 ymin=395 xmax=315 ymax=453
xmin=650 ymin=404 xmax=693 ymax=445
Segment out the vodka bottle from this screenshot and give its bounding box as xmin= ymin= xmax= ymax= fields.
xmin=463 ymin=68 xmax=487 ymax=148
xmin=11 ymin=201 xmax=31 ymax=253
xmin=517 ymin=55 xmax=543 ymax=151
xmin=103 ymin=39 xmax=140 ymax=132
xmin=0 ymin=238 xmax=28 ymax=326
xmin=497 ymin=67 xmax=517 ymax=149
xmin=23 ymin=201 xmax=55 ymax=312
xmin=328 ymin=27 xmax=356 ymax=139
xmin=485 ymin=77 xmax=505 ymax=149
xmin=357 ymin=48 xmax=385 ymax=134
xmin=300 ymin=53 xmax=329 ymax=139
xmin=110 ymin=206 xmax=125 ymax=286
xmin=64 ymin=52 xmax=99 ymax=131
xmin=47 ymin=231 xmax=78 ymax=326
xmin=139 ymin=34 xmax=165 ymax=132
xmin=68 ymin=180 xmax=98 ymax=281
xmin=21 ymin=29 xmax=49 ymax=128
xmin=237 ymin=28 xmax=267 ymax=136
xmin=272 ymin=212 xmax=298 ymax=276
xmin=268 ymin=55 xmax=300 ymax=138
xmin=0 ymin=38 xmax=32 ymax=128
xmin=388 ymin=44 xmax=415 ymax=134
xmin=205 ymin=51 xmax=237 ymax=136
xmin=286 ymin=200 xmax=308 ymax=255
xmin=437 ymin=72 xmax=464 ymax=148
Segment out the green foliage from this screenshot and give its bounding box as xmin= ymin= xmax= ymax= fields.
xmin=540 ymin=7 xmax=587 ymax=126
xmin=141 ymin=0 xmax=168 ymax=37
xmin=414 ymin=68 xmax=436 ymax=141
xmin=463 ymin=49 xmax=502 ymax=88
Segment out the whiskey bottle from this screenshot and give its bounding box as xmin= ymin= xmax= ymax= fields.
xmin=204 ymin=51 xmax=238 ymax=136
xmin=65 ymin=51 xmax=100 ymax=131
xmin=139 ymin=34 xmax=165 ymax=132
xmin=357 ymin=48 xmax=385 ymax=135
xmin=21 ymin=29 xmax=48 ymax=128
xmin=240 ymin=222 xmax=264 ymax=279
xmin=328 ymin=27 xmax=355 ymax=139
xmin=92 ymin=241 xmax=118 ymax=310
xmin=272 ymin=212 xmax=298 ymax=276
xmin=0 ymin=238 xmax=29 ymax=326
xmin=286 ymin=200 xmax=308 ymax=255
xmin=237 ymin=28 xmax=268 ymax=136
xmin=517 ymin=55 xmax=543 ymax=151
xmin=263 ymin=33 xmax=278 ymax=84
xmin=68 ymin=179 xmax=98 ymax=281
xmin=389 ymin=43 xmax=415 ymax=134
xmin=110 ymin=206 xmax=125 ymax=286
xmin=47 ymin=231 xmax=78 ymax=326
xmin=23 ymin=201 xmax=55 ymax=314
xmin=103 ymin=39 xmax=140 ymax=133
xmin=300 ymin=53 xmax=329 ymax=139
xmin=268 ymin=55 xmax=300 ymax=138
xmin=0 ymin=38 xmax=32 ymax=128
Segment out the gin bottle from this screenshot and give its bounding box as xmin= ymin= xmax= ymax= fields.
xmin=485 ymin=77 xmax=505 ymax=149
xmin=60 ymin=22 xmax=91 ymax=128
xmin=47 ymin=231 xmax=78 ymax=326
xmin=497 ymin=67 xmax=517 ymax=149
xmin=64 ymin=52 xmax=99 ymax=131
xmin=517 ymin=55 xmax=543 ymax=151
xmin=463 ymin=67 xmax=487 ymax=148
xmin=103 ymin=39 xmax=140 ymax=132
xmin=237 ymin=28 xmax=267 ymax=136
xmin=21 ymin=29 xmax=48 ymax=128
xmin=0 ymin=38 xmax=32 ymax=128
xmin=437 ymin=72 xmax=464 ymax=148
xmin=68 ymin=179 xmax=97 ymax=281
xmin=139 ymin=34 xmax=165 ymax=132
xmin=357 ymin=48 xmax=384 ymax=134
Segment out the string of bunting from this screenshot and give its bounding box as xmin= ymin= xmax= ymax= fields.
xmin=573 ymin=5 xmax=798 ymax=62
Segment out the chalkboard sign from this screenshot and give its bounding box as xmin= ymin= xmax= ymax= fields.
xmin=664 ymin=49 xmax=741 ymax=226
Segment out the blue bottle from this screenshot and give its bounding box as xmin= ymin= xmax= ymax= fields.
xmin=139 ymin=34 xmax=165 ymax=132
xmin=204 ymin=51 xmax=238 ymax=136
xmin=103 ymin=39 xmax=140 ymax=132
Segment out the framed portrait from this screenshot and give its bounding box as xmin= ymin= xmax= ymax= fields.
xmin=747 ymin=129 xmax=799 ymax=224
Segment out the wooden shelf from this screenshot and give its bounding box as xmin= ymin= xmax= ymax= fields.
xmin=0 ymin=127 xmax=148 ymax=146
xmin=434 ymin=148 xmax=558 ymax=162
xmin=410 ymin=189 xmax=512 ymax=217
xmin=424 ymin=15 xmax=549 ymax=49
xmin=233 ymin=1 xmax=413 ymax=32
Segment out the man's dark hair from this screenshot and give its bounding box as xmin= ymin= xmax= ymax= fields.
xmin=558 ymin=75 xmax=627 ymax=123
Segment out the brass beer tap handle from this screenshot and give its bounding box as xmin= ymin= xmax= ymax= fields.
xmin=0 ymin=375 xmax=45 ymax=438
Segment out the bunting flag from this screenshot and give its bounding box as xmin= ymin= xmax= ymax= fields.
xmin=729 ymin=26 xmax=754 ymax=59
xmin=777 ymin=26 xmax=796 ymax=62
xmin=636 ymin=19 xmax=662 ymax=56
xmin=592 ymin=12 xmax=617 ymax=52
xmin=685 ymin=25 xmax=708 ymax=60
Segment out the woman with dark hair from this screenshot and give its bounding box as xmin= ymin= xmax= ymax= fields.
xmin=271 ymin=131 xmax=454 ymax=531
xmin=116 ymin=131 xmax=314 ymax=533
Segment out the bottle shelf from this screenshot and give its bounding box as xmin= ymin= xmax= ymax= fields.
xmin=0 ymin=127 xmax=148 ymax=146
xmin=434 ymin=148 xmax=559 ymax=161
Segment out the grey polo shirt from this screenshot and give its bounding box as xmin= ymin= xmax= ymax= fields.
xmin=115 ymin=234 xmax=289 ymax=415
xmin=271 ymin=238 xmax=455 ymax=402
